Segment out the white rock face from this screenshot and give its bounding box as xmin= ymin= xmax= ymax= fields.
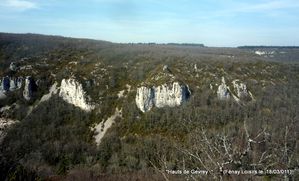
xmin=255 ymin=50 xmax=275 ymax=56
xmin=59 ymin=78 xmax=95 ymax=111
xmin=23 ymin=77 xmax=31 ymax=101
xmin=155 ymin=82 xmax=190 ymax=108
xmin=255 ymin=51 xmax=266 ymax=56
xmin=0 ymin=77 xmax=22 ymax=93
xmin=9 ymin=77 xmax=23 ymax=91
xmin=217 ymin=77 xmax=253 ymax=103
xmin=217 ymin=77 xmax=230 ymax=100
xmin=136 ymin=82 xmax=191 ymax=112
xmin=0 ymin=76 xmax=23 ymax=100
xmin=0 ymin=78 xmax=6 ymax=99
xmin=135 ymin=86 xmax=155 ymax=112
xmin=23 ymin=76 xmax=36 ymax=101
xmin=232 ymin=80 xmax=249 ymax=98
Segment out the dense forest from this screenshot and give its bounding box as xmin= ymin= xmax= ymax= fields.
xmin=0 ymin=33 xmax=298 ymax=180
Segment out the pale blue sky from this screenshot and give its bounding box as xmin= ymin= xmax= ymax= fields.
xmin=0 ymin=0 xmax=299 ymax=46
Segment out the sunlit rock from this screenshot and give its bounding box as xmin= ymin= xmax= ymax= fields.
xmin=217 ymin=77 xmax=230 ymax=100
xmin=59 ymin=78 xmax=95 ymax=111
xmin=136 ymin=82 xmax=191 ymax=112
xmin=23 ymin=76 xmax=37 ymax=101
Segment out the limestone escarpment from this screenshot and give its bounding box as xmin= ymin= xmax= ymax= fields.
xmin=1 ymin=75 xmax=96 ymax=111
xmin=217 ymin=77 xmax=253 ymax=103
xmin=135 ymin=86 xmax=155 ymax=112
xmin=136 ymin=82 xmax=191 ymax=112
xmin=217 ymin=77 xmax=230 ymax=100
xmin=59 ymin=78 xmax=95 ymax=111
xmin=0 ymin=76 xmax=23 ymax=92
xmin=23 ymin=76 xmax=37 ymax=101
xmin=232 ymin=80 xmax=250 ymax=100
xmin=0 ymin=76 xmax=23 ymax=100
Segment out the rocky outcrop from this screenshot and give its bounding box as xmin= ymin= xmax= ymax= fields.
xmin=23 ymin=76 xmax=37 ymax=101
xmin=59 ymin=78 xmax=95 ymax=111
xmin=10 ymin=77 xmax=23 ymax=91
xmin=217 ymin=77 xmax=253 ymax=103
xmin=232 ymin=80 xmax=248 ymax=98
xmin=136 ymin=82 xmax=191 ymax=112
xmin=155 ymin=82 xmax=191 ymax=108
xmin=0 ymin=77 xmax=23 ymax=91
xmin=0 ymin=77 xmax=23 ymax=99
xmin=1 ymin=77 xmax=11 ymax=92
xmin=255 ymin=50 xmax=275 ymax=56
xmin=1 ymin=76 xmax=95 ymax=111
xmin=136 ymin=86 xmax=155 ymax=112
xmin=217 ymin=77 xmax=230 ymax=100
xmin=9 ymin=62 xmax=18 ymax=71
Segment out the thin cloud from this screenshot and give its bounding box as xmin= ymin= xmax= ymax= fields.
xmin=2 ymin=0 xmax=38 ymax=11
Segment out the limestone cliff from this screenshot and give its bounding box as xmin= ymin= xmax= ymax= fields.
xmin=10 ymin=77 xmax=23 ymax=91
xmin=217 ymin=77 xmax=253 ymax=103
xmin=232 ymin=80 xmax=249 ymax=100
xmin=135 ymin=86 xmax=155 ymax=112
xmin=0 ymin=77 xmax=23 ymax=99
xmin=217 ymin=77 xmax=230 ymax=100
xmin=23 ymin=76 xmax=37 ymax=101
xmin=59 ymin=78 xmax=95 ymax=111
xmin=136 ymin=82 xmax=191 ymax=112
xmin=1 ymin=77 xmax=11 ymax=92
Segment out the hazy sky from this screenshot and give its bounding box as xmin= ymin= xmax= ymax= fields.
xmin=0 ymin=0 xmax=299 ymax=46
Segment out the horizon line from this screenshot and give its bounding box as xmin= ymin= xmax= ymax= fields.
xmin=1 ymin=31 xmax=299 ymax=48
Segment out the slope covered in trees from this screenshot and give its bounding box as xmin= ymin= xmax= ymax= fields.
xmin=0 ymin=33 xmax=298 ymax=180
